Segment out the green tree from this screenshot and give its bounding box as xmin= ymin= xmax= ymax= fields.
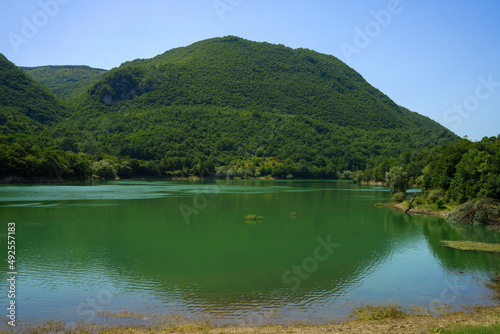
xmin=385 ymin=166 xmax=409 ymax=194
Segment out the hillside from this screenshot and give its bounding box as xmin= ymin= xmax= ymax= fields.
xmin=0 ymin=54 xmax=88 ymax=181
xmin=0 ymin=54 xmax=65 ymax=129
xmin=21 ymin=65 xmax=107 ymax=99
xmin=59 ymin=36 xmax=457 ymax=178
xmin=1 ymin=37 xmax=459 ymax=180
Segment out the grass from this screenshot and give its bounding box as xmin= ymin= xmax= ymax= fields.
xmin=0 ymin=312 xmax=216 ymax=333
xmin=441 ymin=240 xmax=500 ymax=252
xmin=98 ymin=310 xmax=148 ymax=319
xmin=349 ymin=304 xmax=407 ymax=321
xmin=438 ymin=323 xmax=500 ymax=333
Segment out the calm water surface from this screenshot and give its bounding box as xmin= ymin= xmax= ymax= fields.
xmin=1 ymin=180 xmax=499 ymax=325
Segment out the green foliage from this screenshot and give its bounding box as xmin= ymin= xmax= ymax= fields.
xmin=423 ymin=137 xmax=500 ymax=202
xmin=0 ymin=38 xmax=459 ymax=181
xmin=391 ymin=192 xmax=406 ymax=203
xmin=91 ymin=160 xmax=117 ymax=180
xmin=0 ymin=54 xmax=65 ymax=125
xmin=436 ymin=198 xmax=446 ymax=209
xmin=428 ymin=189 xmax=445 ymax=203
xmin=21 ymin=65 xmax=108 ymax=99
xmin=440 ymin=324 xmax=500 ymax=334
xmin=385 ymin=166 xmax=409 ymax=194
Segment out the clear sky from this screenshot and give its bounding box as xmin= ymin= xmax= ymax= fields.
xmin=1 ymin=0 xmax=499 ymax=140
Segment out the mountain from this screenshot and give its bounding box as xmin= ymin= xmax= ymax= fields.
xmin=0 ymin=54 xmax=88 ymax=181
xmin=87 ymin=36 xmax=444 ymax=131
xmin=0 ymin=53 xmax=66 ymax=134
xmin=21 ymin=65 xmax=107 ymax=99
xmin=0 ymin=37 xmax=459 ymax=181
xmin=61 ymin=36 xmax=457 ymax=177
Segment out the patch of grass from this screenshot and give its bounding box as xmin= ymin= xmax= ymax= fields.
xmin=0 ymin=319 xmax=115 ymax=334
xmin=154 ymin=313 xmax=216 ymax=332
xmin=98 ymin=310 xmax=148 ymax=319
xmin=350 ymin=304 xmax=407 ymax=321
xmin=441 ymin=240 xmax=500 ymax=252
xmin=438 ymin=323 xmax=500 ymax=333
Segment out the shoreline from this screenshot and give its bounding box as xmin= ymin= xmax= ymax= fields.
xmin=9 ymin=305 xmax=500 ymax=333
xmin=377 ymin=201 xmax=454 ymax=218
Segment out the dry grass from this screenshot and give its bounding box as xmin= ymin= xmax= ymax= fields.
xmin=2 ymin=305 xmax=500 ymax=333
xmin=349 ymin=303 xmax=408 ymax=321
xmin=441 ymin=240 xmax=500 ymax=252
xmin=98 ymin=310 xmax=150 ymax=320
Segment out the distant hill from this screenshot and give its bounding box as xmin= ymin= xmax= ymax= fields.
xmin=0 ymin=54 xmax=88 ymax=181
xmin=0 ymin=54 xmax=65 ymax=134
xmin=21 ymin=65 xmax=107 ymax=99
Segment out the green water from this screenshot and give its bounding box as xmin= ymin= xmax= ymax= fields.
xmin=1 ymin=180 xmax=499 ymax=325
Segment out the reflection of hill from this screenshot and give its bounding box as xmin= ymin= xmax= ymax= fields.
xmin=383 ymin=208 xmax=500 ymax=274
xmin=9 ymin=181 xmax=498 ymax=317
xmin=7 ymin=181 xmax=405 ymax=314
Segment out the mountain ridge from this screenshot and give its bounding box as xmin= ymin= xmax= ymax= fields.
xmin=1 ymin=36 xmax=458 ymax=180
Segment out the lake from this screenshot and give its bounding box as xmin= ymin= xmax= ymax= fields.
xmin=1 ymin=180 xmax=499 ymax=326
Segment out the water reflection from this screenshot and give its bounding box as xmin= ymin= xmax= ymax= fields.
xmin=0 ymin=180 xmax=498 ymax=324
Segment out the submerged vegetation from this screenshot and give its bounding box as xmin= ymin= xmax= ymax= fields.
xmin=440 ymin=240 xmax=500 ymax=252
xmin=244 ymin=214 xmax=264 ymax=222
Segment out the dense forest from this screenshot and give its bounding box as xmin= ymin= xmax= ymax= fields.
xmin=361 ymin=136 xmax=500 ymax=202
xmin=21 ymin=65 xmax=108 ymax=100
xmin=4 ymin=35 xmax=497 ymax=203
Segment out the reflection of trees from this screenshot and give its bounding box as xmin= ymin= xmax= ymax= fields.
xmin=407 ymin=213 xmax=500 ymax=273
xmin=13 ymin=183 xmax=500 ymax=316
xmin=12 ymin=188 xmax=403 ymax=312
xmin=382 ymin=207 xmax=500 ymax=273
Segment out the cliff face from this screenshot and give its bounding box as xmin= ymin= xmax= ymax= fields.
xmin=446 ymin=198 xmax=500 ymax=225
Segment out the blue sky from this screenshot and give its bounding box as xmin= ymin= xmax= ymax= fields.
xmin=1 ymin=0 xmax=499 ymax=140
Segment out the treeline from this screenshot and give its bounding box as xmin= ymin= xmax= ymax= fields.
xmin=359 ymin=136 xmax=500 ymax=203
xmin=0 ymin=37 xmax=460 ymax=183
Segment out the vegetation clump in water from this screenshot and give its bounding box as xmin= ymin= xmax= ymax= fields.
xmin=245 ymin=214 xmax=264 ymax=222
xmin=440 ymin=240 xmax=500 ymax=252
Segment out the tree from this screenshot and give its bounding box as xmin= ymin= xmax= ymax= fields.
xmin=92 ymin=160 xmax=117 ymax=180
xmin=385 ymin=166 xmax=409 ymax=194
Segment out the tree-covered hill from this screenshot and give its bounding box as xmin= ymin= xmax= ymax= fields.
xmin=1 ymin=37 xmax=459 ymax=181
xmin=59 ymin=36 xmax=457 ymax=177
xmin=85 ymin=36 xmax=450 ymax=132
xmin=0 ymin=54 xmax=90 ymax=181
xmin=0 ymin=54 xmax=67 ymax=135
xmin=21 ymin=65 xmax=107 ymax=99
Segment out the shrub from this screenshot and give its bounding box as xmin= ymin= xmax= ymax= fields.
xmin=428 ymin=189 xmax=444 ymax=203
xmin=436 ymin=198 xmax=446 ymax=209
xmin=391 ymin=192 xmax=406 ymax=203
xmin=92 ymin=160 xmax=117 ymax=180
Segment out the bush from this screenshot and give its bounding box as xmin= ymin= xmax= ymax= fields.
xmin=436 ymin=198 xmax=446 ymax=209
xmin=428 ymin=189 xmax=444 ymax=203
xmin=92 ymin=160 xmax=117 ymax=180
xmin=391 ymin=192 xmax=406 ymax=203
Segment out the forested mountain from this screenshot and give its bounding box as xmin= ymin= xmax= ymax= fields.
xmin=0 ymin=54 xmax=89 ymax=181
xmin=21 ymin=65 xmax=107 ymax=99
xmin=1 ymin=36 xmax=459 ymax=181
xmin=0 ymin=54 xmax=65 ymax=128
